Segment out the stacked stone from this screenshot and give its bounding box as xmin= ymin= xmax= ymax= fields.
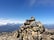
xmin=0 ymin=17 xmax=54 ymax=40
xmin=17 ymin=17 xmax=45 ymax=40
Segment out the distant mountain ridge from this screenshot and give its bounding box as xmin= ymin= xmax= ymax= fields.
xmin=0 ymin=23 xmax=54 ymax=32
xmin=44 ymin=24 xmax=54 ymax=29
xmin=0 ymin=23 xmax=22 ymax=32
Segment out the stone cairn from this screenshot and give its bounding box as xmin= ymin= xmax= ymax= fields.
xmin=0 ymin=17 xmax=54 ymax=40
xmin=17 ymin=17 xmax=45 ymax=40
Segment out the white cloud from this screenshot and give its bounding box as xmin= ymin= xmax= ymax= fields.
xmin=29 ymin=0 xmax=36 ymax=6
xmin=26 ymin=0 xmax=54 ymax=7
xmin=0 ymin=18 xmax=25 ymax=25
xmin=37 ymin=0 xmax=54 ymax=6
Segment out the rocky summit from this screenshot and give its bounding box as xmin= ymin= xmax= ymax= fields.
xmin=0 ymin=17 xmax=54 ymax=40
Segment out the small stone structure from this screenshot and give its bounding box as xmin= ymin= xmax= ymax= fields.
xmin=0 ymin=17 xmax=54 ymax=40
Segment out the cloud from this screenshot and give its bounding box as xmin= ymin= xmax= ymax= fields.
xmin=29 ymin=0 xmax=36 ymax=6
xmin=37 ymin=0 xmax=54 ymax=6
xmin=0 ymin=18 xmax=25 ymax=25
xmin=25 ymin=0 xmax=54 ymax=7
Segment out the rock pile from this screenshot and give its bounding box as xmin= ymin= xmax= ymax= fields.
xmin=17 ymin=17 xmax=54 ymax=40
xmin=17 ymin=17 xmax=45 ymax=40
xmin=0 ymin=17 xmax=54 ymax=40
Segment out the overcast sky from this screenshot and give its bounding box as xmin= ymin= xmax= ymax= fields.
xmin=0 ymin=0 xmax=54 ymax=25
